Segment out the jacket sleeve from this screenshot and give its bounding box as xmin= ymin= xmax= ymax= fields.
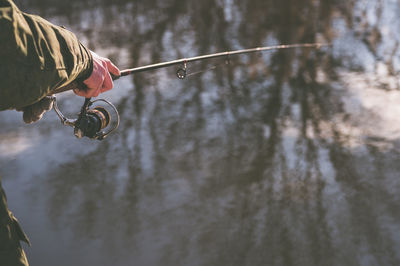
xmin=0 ymin=0 xmax=93 ymax=110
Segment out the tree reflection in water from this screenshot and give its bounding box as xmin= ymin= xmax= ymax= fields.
xmin=11 ymin=0 xmax=400 ymax=265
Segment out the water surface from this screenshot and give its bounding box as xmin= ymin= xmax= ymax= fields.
xmin=2 ymin=0 xmax=400 ymax=265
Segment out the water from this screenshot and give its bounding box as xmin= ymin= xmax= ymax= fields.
xmin=1 ymin=0 xmax=400 ymax=265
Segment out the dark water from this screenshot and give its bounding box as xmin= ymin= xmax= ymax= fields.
xmin=2 ymin=0 xmax=400 ymax=265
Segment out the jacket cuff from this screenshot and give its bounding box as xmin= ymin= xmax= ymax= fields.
xmin=76 ymin=42 xmax=93 ymax=82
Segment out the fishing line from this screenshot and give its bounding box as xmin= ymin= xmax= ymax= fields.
xmin=185 ymin=59 xmax=230 ymax=78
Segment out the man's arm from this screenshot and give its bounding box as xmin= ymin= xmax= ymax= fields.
xmin=0 ymin=0 xmax=93 ymax=110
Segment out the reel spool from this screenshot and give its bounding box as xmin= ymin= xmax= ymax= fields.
xmin=74 ymin=106 xmax=110 ymax=139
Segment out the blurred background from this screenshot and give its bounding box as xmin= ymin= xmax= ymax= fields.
xmin=2 ymin=0 xmax=400 ymax=265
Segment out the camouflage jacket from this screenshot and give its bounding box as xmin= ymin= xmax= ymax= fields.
xmin=0 ymin=0 xmax=93 ymax=110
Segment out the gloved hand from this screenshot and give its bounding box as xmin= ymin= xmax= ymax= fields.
xmin=73 ymin=51 xmax=121 ymax=98
xmin=16 ymin=96 xmax=54 ymax=124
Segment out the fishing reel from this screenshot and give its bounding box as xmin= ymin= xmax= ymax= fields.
xmin=51 ymin=96 xmax=120 ymax=140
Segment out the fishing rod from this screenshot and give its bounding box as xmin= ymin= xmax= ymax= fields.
xmin=51 ymin=42 xmax=329 ymax=140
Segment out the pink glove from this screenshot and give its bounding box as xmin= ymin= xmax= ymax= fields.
xmin=74 ymin=51 xmax=121 ymax=98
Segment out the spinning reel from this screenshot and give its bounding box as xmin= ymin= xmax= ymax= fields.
xmin=52 ymin=96 xmax=119 ymax=140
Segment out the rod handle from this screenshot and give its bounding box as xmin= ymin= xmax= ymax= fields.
xmin=51 ymin=72 xmax=122 ymax=95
